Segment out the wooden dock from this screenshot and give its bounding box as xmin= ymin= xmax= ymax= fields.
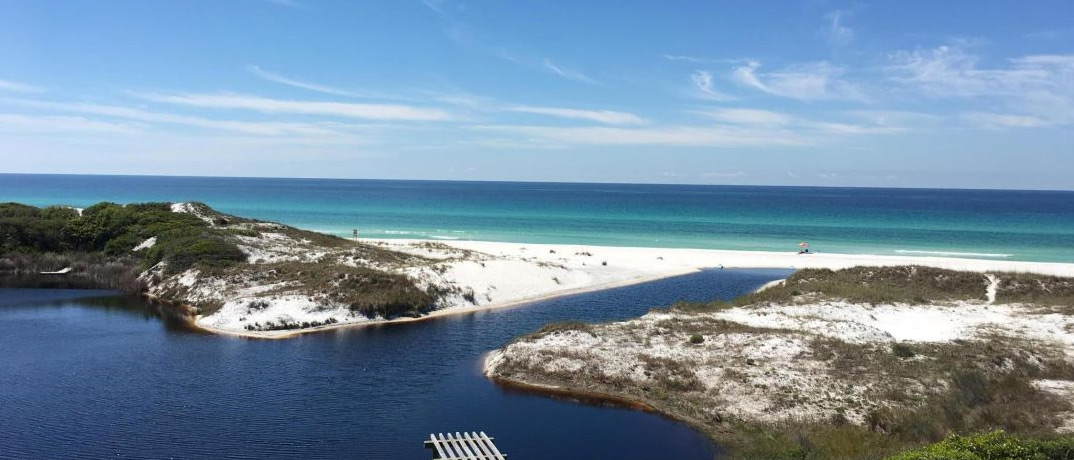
xmin=425 ymin=432 xmax=507 ymax=459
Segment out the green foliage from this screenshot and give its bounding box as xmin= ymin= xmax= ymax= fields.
xmin=1 ymin=201 xmax=245 ymax=274
xmin=728 ymin=422 xmax=906 ymax=460
xmin=0 ymin=203 xmax=76 ymax=253
xmin=145 ymin=227 xmax=247 ymax=274
xmin=892 ymin=343 xmax=917 ymax=359
xmin=887 ymin=431 xmax=1074 ymax=460
xmin=237 ymin=262 xmax=437 ymax=319
xmin=741 ymin=266 xmax=990 ymax=306
xmin=995 ymin=273 xmax=1074 ymax=307
xmin=689 ymin=333 xmax=705 ymax=344
xmin=672 ymin=266 xmax=996 ymax=314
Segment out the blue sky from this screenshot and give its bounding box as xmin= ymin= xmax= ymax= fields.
xmin=0 ymin=0 xmax=1072 ymax=189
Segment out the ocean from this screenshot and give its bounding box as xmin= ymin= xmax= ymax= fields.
xmin=2 ymin=173 xmax=1073 ymax=262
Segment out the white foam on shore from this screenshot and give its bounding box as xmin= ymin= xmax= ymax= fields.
xmin=894 ymin=249 xmax=1013 ymax=258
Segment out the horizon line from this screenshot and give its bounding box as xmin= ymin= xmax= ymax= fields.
xmin=1 ymin=171 xmax=1071 ymax=193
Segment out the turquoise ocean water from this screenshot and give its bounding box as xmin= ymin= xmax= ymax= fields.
xmin=2 ymin=173 xmax=1072 ymax=262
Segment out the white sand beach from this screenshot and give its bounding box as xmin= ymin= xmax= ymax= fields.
xmin=193 ymin=237 xmax=1074 ymax=338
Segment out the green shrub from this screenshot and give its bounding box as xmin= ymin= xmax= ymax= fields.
xmin=738 ymin=266 xmax=991 ymax=306
xmin=689 ymin=333 xmax=705 ymax=344
xmin=887 ymin=431 xmax=1074 ymax=460
xmin=892 ymin=343 xmax=917 ymax=359
xmin=995 ymin=273 xmax=1074 ymax=306
xmin=145 ymin=227 xmax=246 ymax=274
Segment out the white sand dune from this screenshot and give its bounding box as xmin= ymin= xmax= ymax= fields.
xmin=196 ymin=238 xmax=1074 ymax=338
xmin=366 ymin=238 xmax=1074 ymax=321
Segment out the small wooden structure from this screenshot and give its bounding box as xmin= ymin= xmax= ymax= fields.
xmin=425 ymin=432 xmax=507 ymax=459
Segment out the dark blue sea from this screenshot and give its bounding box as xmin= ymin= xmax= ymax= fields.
xmin=2 ymin=173 xmax=1072 ymax=262
xmin=0 ymin=269 xmax=789 ymax=459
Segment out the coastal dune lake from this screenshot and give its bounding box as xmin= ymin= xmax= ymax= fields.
xmin=0 ymin=268 xmax=790 ymax=460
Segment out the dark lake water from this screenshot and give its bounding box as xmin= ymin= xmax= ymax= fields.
xmin=0 ymin=268 xmax=789 ymax=460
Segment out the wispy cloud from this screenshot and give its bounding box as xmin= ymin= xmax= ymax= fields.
xmin=885 ymin=46 xmax=1055 ymax=98
xmin=473 ymin=124 xmax=809 ymax=147
xmin=702 ymin=171 xmax=746 ymax=179
xmin=806 ymin=121 xmax=901 ymax=135
xmin=663 ymin=54 xmax=719 ymax=64
xmin=886 ymin=45 xmax=1074 ymax=126
xmin=961 ymin=112 xmax=1046 ymax=129
xmin=731 ymin=60 xmax=866 ymax=101
xmin=693 ymin=107 xmax=902 ymax=135
xmin=507 ymin=106 xmax=645 ymax=125
xmin=7 ymin=99 xmax=362 ymax=138
xmin=134 ymin=92 xmax=455 ymax=121
xmin=0 ymin=113 xmax=137 ymax=134
xmin=690 ymin=70 xmax=734 ymax=101
xmin=419 ymin=0 xmax=447 ymax=15
xmin=247 ymin=65 xmax=360 ymax=97
xmin=0 ymin=78 xmax=44 ymax=93
xmin=822 ymin=10 xmax=854 ymax=46
xmin=695 ymin=108 xmax=792 ymax=126
xmin=1025 ymin=28 xmax=1073 ymax=41
xmin=845 ymin=110 xmax=944 ymax=126
xmin=542 ymin=59 xmax=597 ymax=84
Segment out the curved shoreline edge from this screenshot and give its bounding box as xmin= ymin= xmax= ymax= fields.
xmin=481 ymin=350 xmax=726 ymax=445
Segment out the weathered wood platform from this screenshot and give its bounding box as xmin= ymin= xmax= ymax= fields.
xmin=425 ymin=431 xmax=507 ymax=459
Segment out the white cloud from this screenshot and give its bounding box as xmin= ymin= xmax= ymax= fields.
xmin=823 ymin=10 xmax=854 ymax=46
xmin=247 ymin=65 xmax=361 ymax=97
xmin=134 ymin=92 xmax=455 ymax=121
xmin=696 ymin=108 xmax=792 ymax=126
xmin=702 ymin=171 xmax=746 ymax=178
xmin=805 ymin=121 xmax=902 ymax=135
xmin=420 ymin=0 xmax=449 ymax=15
xmin=473 ymin=124 xmax=808 ymax=147
xmin=1025 ymin=28 xmax=1073 ymax=41
xmin=507 ymin=106 xmax=645 ymax=125
xmin=542 ymin=59 xmax=596 ymax=84
xmin=690 ymin=70 xmax=734 ymax=101
xmin=886 ymin=46 xmax=1074 ymax=126
xmin=663 ymin=54 xmax=718 ymax=64
xmin=885 ymin=47 xmax=1072 ymax=98
xmin=961 ymin=112 xmax=1046 ymax=129
xmin=845 ymin=110 xmax=944 ymax=126
xmin=0 ymin=114 xmax=137 ymax=134
xmin=731 ymin=60 xmax=866 ymax=101
xmin=0 ymin=78 xmax=43 ymax=93
xmin=7 ymin=99 xmax=363 ymax=138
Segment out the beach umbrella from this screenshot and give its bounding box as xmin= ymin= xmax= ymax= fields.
xmin=799 ymin=242 xmax=809 ymax=247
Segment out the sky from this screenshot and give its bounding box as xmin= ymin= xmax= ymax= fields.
xmin=0 ymin=0 xmax=1072 ymax=189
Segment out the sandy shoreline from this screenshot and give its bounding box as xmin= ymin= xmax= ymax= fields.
xmin=193 ymin=267 xmax=701 ymax=339
xmin=192 ymin=238 xmax=1074 ymax=339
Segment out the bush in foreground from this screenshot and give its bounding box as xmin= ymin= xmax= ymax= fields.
xmin=887 ymin=431 xmax=1074 ymax=460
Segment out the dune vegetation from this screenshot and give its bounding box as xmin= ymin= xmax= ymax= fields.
xmin=486 ymin=266 xmax=1074 ymax=459
xmin=0 ymin=202 xmax=439 ymax=323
